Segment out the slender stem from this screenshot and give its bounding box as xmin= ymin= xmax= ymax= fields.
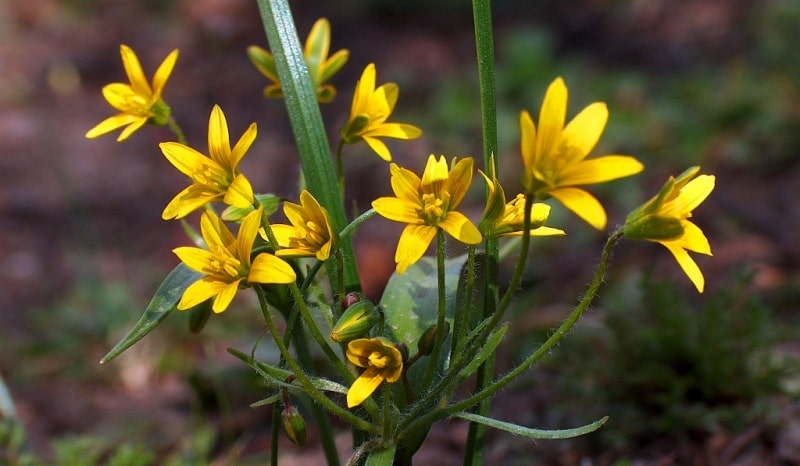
xmin=382 ymin=383 xmax=392 ymax=440
xmin=468 ymin=0 xmax=499 ymax=459
xmin=424 ymin=229 xmax=448 ymax=385
xmin=253 ymin=285 xmax=378 ymax=433
xmin=402 ymin=230 xmax=624 ymax=436
xmin=340 ymin=208 xmax=377 ymax=239
xmin=167 ymin=116 xmax=186 ymax=145
xmin=336 ymin=138 xmax=346 ymax=199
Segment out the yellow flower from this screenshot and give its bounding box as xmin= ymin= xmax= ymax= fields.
xmin=520 ymin=77 xmax=644 ymax=230
xmin=346 ymin=337 xmax=403 ymax=408
xmin=623 ymin=167 xmax=715 ymax=293
xmin=248 ymin=18 xmax=349 ymax=103
xmin=270 ymin=190 xmax=337 ymax=261
xmin=86 ymin=44 xmax=178 ymax=142
xmin=478 ymin=162 xmax=565 ymax=238
xmin=173 ymin=208 xmax=296 ymax=313
xmin=160 ymin=105 xmax=256 ymax=220
xmin=340 ymin=63 xmax=422 ymax=161
xmin=372 ymin=155 xmax=482 ymax=274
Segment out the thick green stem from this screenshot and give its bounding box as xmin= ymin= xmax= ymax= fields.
xmin=402 ymin=230 xmax=623 ymax=435
xmin=467 ymin=0 xmax=499 ymax=461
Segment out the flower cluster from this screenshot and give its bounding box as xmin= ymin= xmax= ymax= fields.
xmin=88 ymin=17 xmax=716 ymax=455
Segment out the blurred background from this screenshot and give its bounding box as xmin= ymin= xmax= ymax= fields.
xmin=1 ymin=0 xmax=800 ymax=464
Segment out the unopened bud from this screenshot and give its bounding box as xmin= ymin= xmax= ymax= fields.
xmin=417 ymin=321 xmax=450 ymax=356
xmin=330 ymin=300 xmax=378 ymax=343
xmin=280 ymin=406 xmax=307 ymax=446
xmin=341 ymin=292 xmax=363 ymax=312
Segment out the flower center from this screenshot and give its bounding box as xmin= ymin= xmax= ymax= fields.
xmin=207 ymin=251 xmax=244 ymax=279
xmin=420 ymin=192 xmax=449 ymax=225
xmin=368 ymin=351 xmax=389 ymax=369
xmin=192 ymin=162 xmax=231 ymax=192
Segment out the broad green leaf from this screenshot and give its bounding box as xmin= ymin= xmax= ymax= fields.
xmin=100 ymin=263 xmax=201 ymax=364
xmin=454 ymin=411 xmax=608 ymax=439
xmin=379 ymin=255 xmax=469 ymax=388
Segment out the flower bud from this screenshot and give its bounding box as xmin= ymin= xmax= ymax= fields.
xmin=280 ymin=406 xmax=307 ymax=446
xmin=623 ymin=214 xmax=684 ymax=241
xmin=330 ymin=300 xmax=379 ymax=343
xmin=417 ymin=321 xmax=450 ymax=356
xmin=341 ymin=292 xmax=363 ymax=312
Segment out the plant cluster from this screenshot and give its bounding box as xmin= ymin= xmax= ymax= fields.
xmin=72 ymin=1 xmax=717 ymax=464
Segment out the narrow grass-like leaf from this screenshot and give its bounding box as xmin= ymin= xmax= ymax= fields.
xmin=227 ymin=348 xmax=349 ymax=394
xmin=100 ymin=263 xmax=201 ymax=364
xmin=458 ymin=323 xmax=508 ymax=382
xmin=454 ymin=412 xmax=608 ymax=439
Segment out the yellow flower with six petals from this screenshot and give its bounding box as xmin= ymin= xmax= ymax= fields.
xmin=160 ymin=105 xmax=256 ymax=220
xmin=520 ymin=77 xmax=644 ymax=230
xmin=173 ymin=208 xmax=296 ymax=313
xmin=270 ymin=190 xmax=337 ymax=261
xmin=340 ymin=63 xmax=422 ymax=161
xmin=86 ymin=44 xmax=178 ymax=142
xmin=478 ymin=161 xmax=565 ymax=238
xmin=623 ymin=167 xmax=714 ymax=293
xmin=372 ymin=155 xmax=482 ymax=274
xmin=248 ymin=18 xmax=348 ymax=103
xmin=346 ymin=337 xmax=403 ymax=408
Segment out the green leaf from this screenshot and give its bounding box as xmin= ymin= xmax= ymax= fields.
xmin=250 ymin=393 xmax=282 ymax=408
xmin=365 ymin=444 xmax=396 ymax=466
xmin=458 ymin=323 xmax=508 ymax=382
xmin=380 ymin=255 xmax=469 ymax=388
xmin=453 ymin=411 xmax=608 ymax=439
xmin=100 ymin=263 xmax=201 ymax=364
xmin=227 ymin=348 xmax=349 ymax=394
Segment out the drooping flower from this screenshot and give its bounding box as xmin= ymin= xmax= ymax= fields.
xmin=173 ymin=208 xmax=296 ymax=313
xmin=520 ymin=77 xmax=644 ymax=230
xmin=478 ymin=161 xmax=565 ymax=238
xmin=623 ymin=167 xmax=715 ymax=293
xmin=372 ymin=155 xmax=482 ymax=274
xmin=346 ymin=337 xmax=403 ymax=408
xmin=86 ymin=44 xmax=178 ymax=142
xmin=340 ymin=63 xmax=422 ymax=161
xmin=270 ymin=190 xmax=337 ymax=261
xmin=160 ymin=105 xmax=256 ymax=220
xmin=248 ymin=18 xmax=349 ymax=103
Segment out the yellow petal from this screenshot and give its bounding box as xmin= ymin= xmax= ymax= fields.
xmin=421 ymin=155 xmax=449 ymax=186
xmin=207 ymin=105 xmax=231 ymax=166
xmin=347 ymin=367 xmax=384 ymax=408
xmin=173 ymin=247 xmax=214 ymax=274
xmin=116 ymin=118 xmax=148 ymax=142
xmin=351 ymin=64 xmax=376 ymax=116
xmin=162 ymin=185 xmax=217 ymax=220
xmin=668 ymin=221 xmax=712 ymax=255
xmin=445 ymin=157 xmax=474 ymax=208
xmin=663 ymin=175 xmax=715 ymax=218
xmin=549 ymin=187 xmax=607 ymax=230
xmin=152 ymin=49 xmax=179 ymax=97
xmin=229 ymin=123 xmax=257 ymax=170
xmin=85 ymin=113 xmax=140 ymax=139
xmin=212 ymin=280 xmax=242 ymax=313
xmin=271 ymin=224 xmax=297 ymax=248
xmin=160 ymin=142 xmax=212 ymax=178
xmin=440 ymin=212 xmax=482 ymax=245
xmin=364 ymin=123 xmax=421 ymax=139
xmin=559 ymin=156 xmax=644 ymax=185
xmin=535 ymin=77 xmax=567 ymax=162
xmin=237 ymin=208 xmax=263 ymax=262
xmin=372 ymin=197 xmax=422 ymax=224
xmin=395 ymin=224 xmax=437 ymax=274
xmin=120 ymin=45 xmax=151 ymax=97
xmin=304 ymin=18 xmax=331 ymax=82
xmin=561 ymin=102 xmax=608 ymax=163
xmin=389 ymin=163 xmax=421 ymax=202
xmin=223 ymin=174 xmax=255 ymax=208
xmin=519 ymin=110 xmax=537 ymax=171
xmin=249 ymin=253 xmax=297 ymax=284
xmin=178 ymin=277 xmax=229 ymax=310
xmin=101 ymin=83 xmax=139 ymax=112
xmin=662 ymin=243 xmax=705 ymax=293
xmin=200 ymin=210 xmax=236 ymax=253
xmin=375 ymin=83 xmax=399 ymax=114
xmin=363 ymin=136 xmax=392 ymax=161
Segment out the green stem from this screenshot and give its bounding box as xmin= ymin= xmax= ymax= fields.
xmin=403 ymin=230 xmax=624 ymax=436
xmin=340 ymin=208 xmax=377 ymax=239
xmin=450 ymin=245 xmax=476 ymax=361
xmin=253 ymin=285 xmax=378 ymax=433
xmin=382 ymin=383 xmax=392 ymax=440
xmin=424 ymin=229 xmax=448 ymax=385
xmin=336 ymin=138 xmax=346 ymax=199
xmin=467 ymin=0 xmax=499 ymax=461
xmin=167 ymin=116 xmax=186 ymax=145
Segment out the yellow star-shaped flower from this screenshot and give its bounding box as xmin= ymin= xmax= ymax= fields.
xmin=346 ymin=337 xmax=403 ymax=408
xmin=623 ymin=167 xmax=715 ymax=292
xmin=248 ymin=18 xmax=349 ymax=103
xmin=86 ymin=44 xmax=178 ymax=142
xmin=372 ymin=155 xmax=482 ymax=274
xmin=270 ymin=190 xmax=337 ymax=261
xmin=160 ymin=105 xmax=256 ymax=220
xmin=340 ymin=63 xmax=422 ymax=161
xmin=173 ymin=208 xmax=296 ymax=313
xmin=520 ymin=77 xmax=644 ymax=229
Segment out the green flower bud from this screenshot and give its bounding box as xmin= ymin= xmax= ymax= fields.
xmin=330 ymin=300 xmax=379 ymax=343
xmin=417 ymin=321 xmax=450 ymax=356
xmin=280 ymin=406 xmax=307 ymax=446
xmin=623 ymin=214 xmax=684 ymax=241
